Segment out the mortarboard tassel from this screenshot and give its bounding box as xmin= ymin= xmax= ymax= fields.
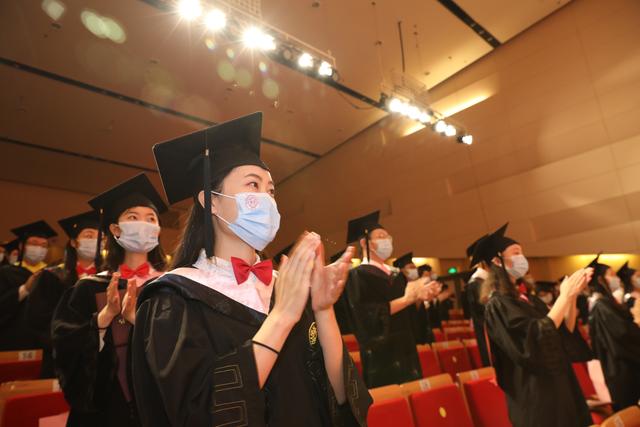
xmin=203 ymin=147 xmax=213 ymax=258
xmin=95 ymin=208 xmax=104 ymax=271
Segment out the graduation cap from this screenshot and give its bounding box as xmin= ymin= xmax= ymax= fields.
xmin=469 ymin=223 xmax=518 ymax=268
xmin=346 ymin=211 xmax=383 ymax=261
xmin=418 ymin=264 xmax=432 ymax=276
xmin=535 ymin=281 xmax=557 ymax=293
xmin=273 ymin=243 xmax=293 ymax=266
xmin=153 ymin=112 xmax=268 ymax=257
xmin=11 ymin=220 xmax=57 ymax=240
xmin=58 ymin=211 xmax=100 ymax=239
xmin=616 ymin=261 xmax=636 ymax=281
xmin=88 ymin=173 xmax=167 ymax=267
xmin=466 ymin=234 xmax=487 ymax=259
xmin=393 ymin=252 xmax=414 ymax=269
xmin=586 ymin=253 xmax=610 ymax=278
xmin=1 ymin=239 xmax=20 ymax=254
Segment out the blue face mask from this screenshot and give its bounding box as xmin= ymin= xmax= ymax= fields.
xmin=212 ymin=191 xmax=281 ymax=251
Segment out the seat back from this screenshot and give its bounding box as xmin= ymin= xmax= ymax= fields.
xmin=572 ymin=362 xmax=596 ymax=398
xmin=416 ymin=345 xmax=441 ymax=377
xmin=431 ymin=340 xmax=462 ymax=351
xmin=0 ymin=379 xmax=60 ymax=422
xmin=1 ymin=391 xmax=69 ymax=427
xmin=0 ymin=360 xmax=42 ymax=384
xmin=462 ymin=339 xmax=483 ymax=368
xmin=0 ymin=350 xmax=42 ymax=362
xmin=600 ymin=406 xmax=640 ymax=427
xmin=448 ymin=309 xmax=464 ymax=320
xmin=432 ymin=328 xmax=444 ymax=342
xmin=409 ymin=383 xmax=473 ymax=427
xmin=369 ymin=384 xmax=403 ymax=403
xmin=463 ymin=378 xmax=511 ymax=427
xmin=400 ymin=374 xmax=452 ymax=397
xmin=368 ymin=396 xmax=415 ymax=427
xmin=456 ymin=367 xmax=496 ymax=385
xmin=435 ymin=346 xmax=472 ymax=379
xmin=342 ymin=334 xmax=359 ymax=352
xmin=349 ymin=351 xmax=363 ymax=376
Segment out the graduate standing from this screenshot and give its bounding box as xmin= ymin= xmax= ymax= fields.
xmin=617 ymin=261 xmax=640 ymax=309
xmin=0 ymin=220 xmax=57 ymax=351
xmin=23 ymin=211 xmax=101 ymax=378
xmin=344 ymin=212 xmax=438 ymax=388
xmin=477 ymin=224 xmax=593 ymax=427
xmin=587 ymin=256 xmax=640 ymax=411
xmin=466 ymin=234 xmax=491 ymax=366
xmin=132 ymin=112 xmax=372 ymax=427
xmin=51 ymin=173 xmax=167 ymax=427
xmin=393 ymin=252 xmax=433 ymax=344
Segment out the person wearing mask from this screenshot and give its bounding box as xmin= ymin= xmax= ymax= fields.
xmin=466 ymin=234 xmax=491 ymax=366
xmin=0 ymin=220 xmax=57 ymax=350
xmin=476 ymin=223 xmax=593 ymax=427
xmin=23 ymin=211 xmax=101 ymax=378
xmin=534 ymin=281 xmax=556 ymax=309
xmin=52 ymin=173 xmax=167 ymax=427
xmin=588 ymin=256 xmax=640 ymax=411
xmin=344 ymin=211 xmax=438 ymax=387
xmin=617 ymin=261 xmax=640 ymax=309
xmin=131 ymin=113 xmax=372 ymax=426
xmin=393 ymin=252 xmax=433 ymax=344
xmin=420 ymin=264 xmax=443 ymax=329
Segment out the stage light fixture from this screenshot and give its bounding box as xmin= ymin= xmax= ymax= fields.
xmin=407 ymin=105 xmax=420 ymax=120
xmin=445 ymin=124 xmax=457 ymax=137
xmin=318 ymin=61 xmax=333 ymax=77
xmin=204 ymin=9 xmax=226 ymax=31
xmin=418 ymin=111 xmax=431 ymax=124
xmin=388 ymin=98 xmax=403 ymax=113
xmin=460 ymin=134 xmax=473 ymax=145
xmin=434 ymin=120 xmax=447 ymax=133
xmin=178 ymin=0 xmax=202 ymax=21
xmin=243 ymin=27 xmax=276 ymax=51
xmin=298 ymin=52 xmax=314 ymax=69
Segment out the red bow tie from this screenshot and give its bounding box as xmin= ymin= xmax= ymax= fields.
xmin=76 ymin=264 xmax=96 ymax=277
xmin=119 ymin=262 xmax=150 ymax=280
xmin=230 ymin=257 xmax=273 ymax=286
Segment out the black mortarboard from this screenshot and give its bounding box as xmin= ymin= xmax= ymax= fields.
xmin=535 ymin=281 xmax=556 ymax=293
xmin=393 ymin=252 xmax=414 ymax=269
xmin=617 ymin=261 xmax=636 ymax=280
xmin=153 ymin=112 xmax=267 ymax=257
xmin=273 ymin=243 xmax=293 ymax=265
xmin=346 ymin=210 xmax=383 ymax=262
xmin=466 ymin=234 xmax=487 ymax=259
xmin=1 ymin=239 xmax=20 ymax=253
xmin=418 ymin=264 xmax=432 ymax=275
xmin=469 ymin=223 xmax=518 ymax=268
xmin=11 ymin=220 xmax=57 ymax=240
xmin=586 ymin=253 xmax=610 ymax=278
xmin=58 ymin=211 xmax=100 ymax=239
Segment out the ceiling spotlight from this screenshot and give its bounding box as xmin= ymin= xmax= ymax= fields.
xmin=434 ymin=120 xmax=447 ymax=133
xmin=407 ymin=105 xmax=420 ymax=120
xmin=243 ymin=27 xmax=276 ymax=51
xmin=460 ymin=134 xmax=473 ymax=145
xmin=445 ymin=124 xmax=457 ymax=137
xmin=298 ymin=52 xmax=314 ymax=68
xmin=204 ymin=9 xmax=226 ymax=31
xmin=418 ymin=111 xmax=431 ymax=124
xmin=318 ymin=61 xmax=333 ymax=77
xmin=388 ymin=98 xmax=403 ymax=113
xmin=178 ymin=0 xmax=202 ymax=21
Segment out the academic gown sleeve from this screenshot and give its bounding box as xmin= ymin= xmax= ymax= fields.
xmin=24 ymin=269 xmax=66 ymax=348
xmin=132 ymin=288 xmax=265 ymax=427
xmin=590 ymin=299 xmax=640 ymax=362
xmin=485 ymin=295 xmax=566 ymax=375
xmin=0 ymin=266 xmax=26 ymax=328
xmin=51 ymin=279 xmax=108 ymax=411
xmin=345 ymin=268 xmax=391 ymax=342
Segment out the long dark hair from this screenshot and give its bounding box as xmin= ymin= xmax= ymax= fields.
xmin=480 ymin=263 xmax=519 ymax=303
xmin=101 ymin=210 xmax=167 ymax=273
xmin=171 ymin=167 xmax=232 ymax=269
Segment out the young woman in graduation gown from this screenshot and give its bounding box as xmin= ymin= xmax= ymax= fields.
xmin=132 ymin=112 xmax=372 ymax=427
xmin=0 ymin=221 xmax=56 ymax=351
xmin=24 ymin=211 xmax=101 ymax=378
xmin=478 ymin=224 xmax=593 ymax=427
xmin=51 ymin=173 xmax=167 ymax=427
xmin=343 ymin=213 xmax=439 ymax=389
xmin=587 ymin=258 xmax=640 ymax=411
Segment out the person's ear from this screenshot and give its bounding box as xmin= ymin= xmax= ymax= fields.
xmin=109 ymin=223 xmax=121 ymax=238
xmin=197 ymin=190 xmax=219 ymax=215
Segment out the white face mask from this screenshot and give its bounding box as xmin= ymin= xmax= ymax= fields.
xmin=405 ymin=268 xmax=418 ymax=281
xmin=115 ymin=221 xmax=160 ymax=254
xmin=632 ymin=276 xmax=640 ymax=289
xmin=606 ymin=276 xmax=621 ymax=292
xmin=372 ymin=238 xmax=393 ymax=260
xmin=76 ymin=238 xmax=98 ymax=260
xmin=506 ymin=254 xmax=529 ymax=279
xmin=540 ymin=294 xmax=553 ymax=305
xmin=24 ymin=245 xmax=48 ymax=264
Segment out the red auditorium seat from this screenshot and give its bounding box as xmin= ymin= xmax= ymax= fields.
xmin=433 ymin=343 xmax=472 ymax=379
xmin=349 ymin=351 xmax=363 ymax=376
xmin=462 ymin=339 xmax=483 ymax=369
xmin=432 ymin=328 xmax=444 ymax=342
xmin=444 ymin=327 xmax=475 ymax=341
xmin=448 ymin=309 xmax=464 ymax=320
xmin=463 ymin=377 xmax=512 ymax=427
xmin=416 ymin=345 xmax=441 ymax=377
xmin=342 ymin=334 xmax=359 ymax=352
xmin=367 ymin=396 xmax=415 ymax=427
xmin=409 ymin=383 xmax=473 ymax=427
xmin=0 ymin=360 xmax=42 ymax=383
xmin=572 ymin=362 xmax=596 ymax=398
xmin=1 ymin=391 xmax=69 ymax=427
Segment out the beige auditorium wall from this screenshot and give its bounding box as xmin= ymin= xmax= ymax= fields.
xmin=272 ymin=0 xmax=640 ymax=261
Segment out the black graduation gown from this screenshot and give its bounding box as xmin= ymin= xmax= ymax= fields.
xmin=485 ymin=294 xmax=592 ymax=427
xmin=466 ymin=278 xmax=490 ymax=366
xmin=51 ymin=275 xmax=139 ymax=427
xmin=334 ymin=291 xmax=353 ymax=334
xmin=392 ymin=274 xmax=432 ymax=344
xmin=577 ymin=294 xmax=589 ymax=325
xmin=131 ymin=273 xmax=371 ymax=427
xmin=345 ymin=265 xmax=421 ymax=388
xmin=0 ymin=264 xmax=36 ymax=350
xmin=589 ymin=296 xmax=640 ymax=411
xmin=23 ymin=266 xmax=71 ymax=378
